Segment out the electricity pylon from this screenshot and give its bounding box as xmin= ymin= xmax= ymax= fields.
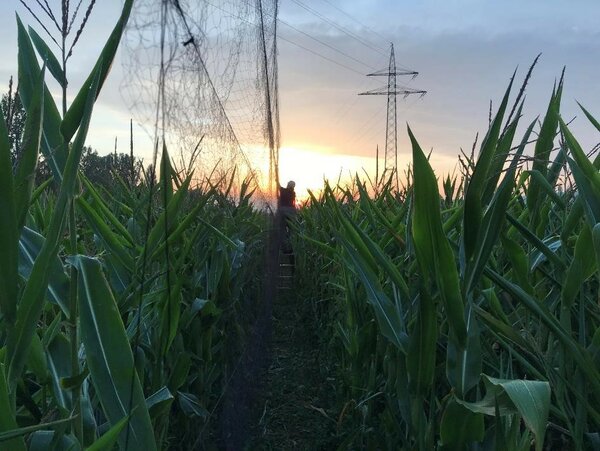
xmin=359 ymin=43 xmax=426 ymax=188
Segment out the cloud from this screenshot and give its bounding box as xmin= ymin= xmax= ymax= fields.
xmin=277 ymin=16 xmax=600 ymax=167
xmin=2 ymin=0 xmax=599 ymax=189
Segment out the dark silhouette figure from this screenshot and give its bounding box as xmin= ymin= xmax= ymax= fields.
xmin=278 ymin=181 xmax=296 ymax=271
xmin=279 ymin=180 xmax=296 ymax=210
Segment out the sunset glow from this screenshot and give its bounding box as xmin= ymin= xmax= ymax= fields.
xmin=278 ymin=146 xmax=376 ymax=201
xmin=1 ymin=1 xmax=597 ymax=199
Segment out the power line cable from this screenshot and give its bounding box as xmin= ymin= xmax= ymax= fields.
xmin=206 ymin=0 xmax=370 ymax=77
xmin=342 ymin=90 xmax=423 ymax=154
xmin=277 ymin=16 xmax=376 ymax=71
xmin=278 ymin=34 xmax=366 ymax=76
xmin=319 ymin=0 xmax=389 ymax=45
xmin=328 ymin=51 xmax=388 ymax=128
xmin=310 ymin=1 xmax=417 ymax=73
xmin=338 ymin=103 xmax=386 ymax=150
xmin=237 ymin=0 xmax=378 ymax=72
xmin=288 ymin=0 xmax=386 ymax=56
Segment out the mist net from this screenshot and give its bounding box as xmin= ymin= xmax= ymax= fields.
xmin=121 ymin=0 xmax=280 ymax=206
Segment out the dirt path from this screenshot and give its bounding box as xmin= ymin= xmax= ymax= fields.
xmin=248 ymin=254 xmax=338 ymax=450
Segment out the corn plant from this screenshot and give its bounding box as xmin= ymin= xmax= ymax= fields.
xmin=292 ymin=67 xmax=600 ymax=450
xmin=1 ymin=2 xmax=272 ymax=449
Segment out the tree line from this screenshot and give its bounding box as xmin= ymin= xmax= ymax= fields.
xmin=2 ymin=78 xmax=144 ymax=188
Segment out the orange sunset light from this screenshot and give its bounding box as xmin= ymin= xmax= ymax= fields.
xmin=277 ymin=146 xmax=377 ymax=202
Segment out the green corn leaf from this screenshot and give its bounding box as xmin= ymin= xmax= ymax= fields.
xmin=81 ymin=381 xmax=98 ymax=445
xmin=593 ymin=224 xmax=600 ymax=281
xmin=440 ymin=398 xmax=484 ymax=448
xmin=533 ymin=77 xmax=563 ymax=175
xmin=458 ymin=375 xmax=551 ymax=451
xmin=407 ymin=286 xmax=437 ymax=395
xmin=30 ymin=432 xmax=77 ymax=451
xmin=326 ymin=195 xmax=378 ymax=274
xmin=528 ymin=81 xmax=562 ymax=229
xmin=85 ymin=414 xmax=130 ymax=451
xmin=409 ymin=125 xmax=466 ymax=346
xmin=149 ymin=194 xmax=210 ymax=262
xmin=13 ymin=64 xmax=44 ymax=232
xmin=18 ymin=226 xmax=70 ymax=315
xmin=530 ymin=236 xmax=562 ymax=272
xmin=16 ymin=15 xmax=65 ymax=180
xmin=196 ymin=216 xmax=239 ymax=249
xmin=81 ymin=175 xmax=135 ymax=246
xmin=145 ymin=173 xmax=193 ymax=258
xmin=0 ymin=95 xmax=18 ymax=324
xmin=177 ymin=391 xmax=209 ymax=418
xmin=336 ymin=207 xmax=410 ymax=300
xmin=167 ymin=354 xmax=191 ymax=393
xmin=6 ymin=68 xmax=100 ymax=388
xmin=159 ymin=279 xmax=182 ymax=356
xmin=442 ymin=204 xmax=463 ymax=234
xmin=500 ymin=234 xmax=535 ymax=295
xmin=95 ymin=183 xmax=134 ymax=217
xmin=160 ymin=142 xmax=173 ymax=206
xmin=463 ymin=75 xmax=513 ymax=262
xmin=578 ymin=102 xmax=600 ymax=134
xmin=464 ymin=119 xmax=534 ymax=294
xmin=446 ymin=304 xmax=482 ymax=397
xmin=42 ymin=309 xmax=62 ymax=348
xmin=30 ymin=177 xmax=53 ymax=204
xmin=76 ymin=197 xmax=134 ymax=270
xmin=546 ymin=147 xmax=568 ymax=207
xmin=473 ymin=305 xmax=532 ymax=351
xmin=26 ymin=332 xmax=48 ymax=383
xmin=103 ymin=252 xmax=132 ymax=295
xmin=47 ymin=333 xmax=73 ymax=410
xmin=0 ymin=417 xmax=75 ymax=443
xmin=0 ymin=364 xmax=26 ymax=451
xmin=562 ymin=224 xmax=596 ymax=309
xmin=356 ymin=181 xmax=408 ymax=251
xmin=481 ymin=103 xmax=522 ymax=204
xmin=521 ymin=169 xmax=566 ymax=209
xmin=568 ymin=157 xmax=600 ymax=226
xmin=339 ymin=238 xmax=409 ymax=353
xmin=70 ymin=255 xmax=156 ymax=451
xmin=61 ymin=372 xmax=91 ymax=397
xmin=61 ymin=0 xmax=134 ymax=142
xmin=484 ymin=267 xmax=600 ymax=396
xmin=181 ymin=298 xmax=209 ymax=328
xmin=27 ymin=26 xmax=66 ymax=87
xmin=146 ymin=387 xmax=174 ymax=420
xmin=507 ymin=214 xmax=566 ymax=270
xmin=561 ymin=119 xmax=600 ymax=223
xmin=481 ymin=285 xmax=510 ymax=324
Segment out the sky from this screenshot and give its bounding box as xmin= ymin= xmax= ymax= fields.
xmin=1 ymin=1 xmax=600 ymax=199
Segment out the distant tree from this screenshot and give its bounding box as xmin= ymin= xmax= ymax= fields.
xmin=80 ymin=146 xmax=143 ymax=189
xmin=110 ymin=151 xmax=144 ymax=187
xmin=1 ymin=77 xmax=27 ymax=170
xmin=144 ymin=163 xmax=157 ymax=186
xmin=2 ymin=79 xmax=144 ymax=188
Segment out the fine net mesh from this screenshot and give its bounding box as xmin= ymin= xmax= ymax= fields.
xmin=121 ymin=0 xmax=280 ymax=205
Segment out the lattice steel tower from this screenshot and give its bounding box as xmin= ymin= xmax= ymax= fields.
xmin=359 ymin=43 xmax=426 ymax=187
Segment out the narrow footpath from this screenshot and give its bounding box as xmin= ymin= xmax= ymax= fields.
xmin=248 ymin=253 xmax=338 ymax=450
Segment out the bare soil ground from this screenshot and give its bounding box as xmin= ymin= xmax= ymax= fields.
xmin=218 ymin=232 xmax=339 ymax=451
xmin=245 ymin=252 xmax=339 ymax=450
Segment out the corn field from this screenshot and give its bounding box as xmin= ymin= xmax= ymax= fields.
xmin=1 ymin=1 xmax=600 ymax=450
xmin=292 ymin=70 xmax=600 ymax=449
